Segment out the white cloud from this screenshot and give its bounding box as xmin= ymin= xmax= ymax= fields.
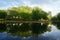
xmin=23 ymin=0 xmax=31 ymax=6
xmin=22 ymin=0 xmax=60 ymax=16
xmin=22 ymin=1 xmax=57 ymax=16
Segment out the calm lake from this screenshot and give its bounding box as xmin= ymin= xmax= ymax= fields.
xmin=0 ymin=25 xmax=60 ymax=40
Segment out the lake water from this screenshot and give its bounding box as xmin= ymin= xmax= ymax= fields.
xmin=0 ymin=25 xmax=60 ymax=40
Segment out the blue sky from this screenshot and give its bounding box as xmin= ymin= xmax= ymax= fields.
xmin=0 ymin=0 xmax=60 ymax=16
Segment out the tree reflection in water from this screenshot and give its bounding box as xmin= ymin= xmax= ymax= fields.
xmin=0 ymin=22 xmax=60 ymax=37
xmin=56 ymin=22 xmax=60 ymax=29
xmin=0 ymin=23 xmax=6 ymax=32
xmin=4 ymin=22 xmax=49 ymax=37
xmin=51 ymin=19 xmax=60 ymax=30
xmin=32 ymin=23 xmax=48 ymax=34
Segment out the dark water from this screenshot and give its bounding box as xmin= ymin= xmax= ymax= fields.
xmin=0 ymin=25 xmax=60 ymax=40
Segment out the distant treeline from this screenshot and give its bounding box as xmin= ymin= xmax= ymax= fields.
xmin=0 ymin=6 xmax=60 ymax=21
xmin=0 ymin=6 xmax=50 ymax=20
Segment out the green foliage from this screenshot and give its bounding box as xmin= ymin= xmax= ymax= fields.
xmin=32 ymin=7 xmax=40 ymax=20
xmin=56 ymin=13 xmax=60 ymax=29
xmin=0 ymin=10 xmax=7 ymax=19
xmin=51 ymin=13 xmax=60 ymax=29
xmin=9 ymin=25 xmax=19 ymax=33
xmin=31 ymin=23 xmax=41 ymax=34
xmin=31 ymin=23 xmax=48 ymax=34
xmin=57 ymin=13 xmax=60 ymax=20
xmin=0 ymin=23 xmax=6 ymax=32
xmin=7 ymin=6 xmax=32 ymax=20
xmin=19 ymin=23 xmax=30 ymax=32
xmin=32 ymin=7 xmax=48 ymax=20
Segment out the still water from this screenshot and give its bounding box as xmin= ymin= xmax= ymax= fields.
xmin=0 ymin=25 xmax=60 ymax=40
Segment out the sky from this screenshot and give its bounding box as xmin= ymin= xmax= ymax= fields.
xmin=0 ymin=0 xmax=60 ymax=16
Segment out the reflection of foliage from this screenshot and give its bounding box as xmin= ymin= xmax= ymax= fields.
xmin=8 ymin=25 xmax=19 ymax=33
xmin=0 ymin=23 xmax=6 ymax=32
xmin=7 ymin=23 xmax=48 ymax=37
xmin=41 ymin=23 xmax=48 ymax=32
xmin=7 ymin=23 xmax=32 ymax=37
xmin=8 ymin=31 xmax=31 ymax=37
xmin=19 ymin=23 xmax=30 ymax=32
xmin=31 ymin=23 xmax=41 ymax=34
xmin=31 ymin=23 xmax=48 ymax=34
xmin=56 ymin=23 xmax=60 ymax=29
xmin=56 ymin=13 xmax=60 ymax=29
xmin=51 ymin=13 xmax=60 ymax=29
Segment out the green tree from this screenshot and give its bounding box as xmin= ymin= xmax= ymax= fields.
xmin=0 ymin=10 xmax=7 ymax=19
xmin=32 ymin=7 xmax=41 ymax=20
xmin=52 ymin=13 xmax=60 ymax=29
xmin=10 ymin=6 xmax=32 ymax=20
xmin=32 ymin=7 xmax=48 ymax=20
